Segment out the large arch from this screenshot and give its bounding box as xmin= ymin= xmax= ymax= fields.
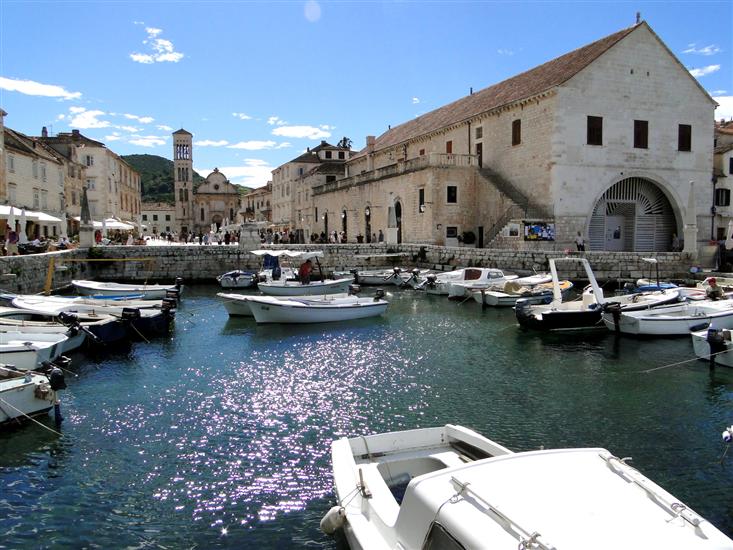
xmin=588 ymin=177 xmax=680 ymax=252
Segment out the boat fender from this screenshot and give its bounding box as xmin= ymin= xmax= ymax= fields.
xmin=320 ymin=506 xmax=346 ymax=536
xmin=723 ymin=425 xmax=733 ymax=443
xmin=374 ymin=288 xmax=385 ymax=301
xmin=48 ymin=366 xmax=67 ymax=391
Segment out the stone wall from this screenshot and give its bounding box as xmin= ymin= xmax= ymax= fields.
xmin=0 ymin=244 xmax=697 ymax=294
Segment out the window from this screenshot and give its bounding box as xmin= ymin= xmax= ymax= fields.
xmin=298 ymin=167 xmax=304 ymax=176
xmin=446 ymin=226 xmax=458 ymax=238
xmin=634 ymin=120 xmax=648 ymax=149
xmin=41 ymin=163 xmax=47 ymax=182
xmin=422 ymin=522 xmax=465 ymax=550
xmin=33 ymin=188 xmax=40 ymax=209
xmin=71 ymin=191 xmax=77 ymax=206
xmin=419 ymin=148 xmax=425 ymax=156
xmin=153 ymin=214 xmax=158 ymax=221
xmin=142 ymin=214 xmax=148 ymax=221
xmin=511 ymin=119 xmax=522 ymax=146
xmin=85 ymin=155 xmax=94 ymax=167
xmin=447 ymin=185 xmax=457 ymax=203
xmin=41 ymin=190 xmax=48 ymax=209
xmin=32 ymin=161 xmax=39 ymax=179
xmin=715 ymin=188 xmax=730 ymax=207
xmin=678 ymin=124 xmax=692 ymax=151
xmin=8 ymin=183 xmax=17 ymax=203
xmin=338 ymin=151 xmax=345 ymax=159
xmin=326 ymin=175 xmax=336 ymax=183
xmin=200 ymin=208 xmax=205 ymax=221
xmin=325 ymin=151 xmax=332 ymax=159
xmin=475 ymin=126 xmax=483 ymax=139
xmin=587 ymin=116 xmax=603 ymax=146
xmin=166 ymin=226 xmax=170 ymax=232
xmin=86 ymin=178 xmax=95 ymax=190
xmin=8 ymin=155 xmax=14 ymax=173
xmin=729 ymin=157 xmax=733 ymax=175
xmin=446 ymin=141 xmax=453 ymax=154
xmin=419 ymin=188 xmax=425 ymax=213
xmin=165 ymin=214 xmax=171 ymax=221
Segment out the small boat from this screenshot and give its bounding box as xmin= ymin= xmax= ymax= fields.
xmin=258 ymin=277 xmax=354 ymax=297
xmin=421 ymin=268 xmax=518 ymax=296
xmin=246 ymin=292 xmax=388 ymax=324
xmin=334 ymin=268 xmax=432 ymax=287
xmin=0 ymin=332 xmax=69 ymax=371
xmin=321 ymin=424 xmax=733 ymax=549
xmin=604 ymin=300 xmax=733 ymax=336
xmin=0 ymin=365 xmax=66 ymax=427
xmin=72 ymin=278 xmax=183 ymax=300
xmin=448 ymin=272 xmax=552 ymax=300
xmin=219 ymin=292 xmax=351 ymax=317
xmin=691 ymin=327 xmax=733 ymax=368
xmin=516 ymin=258 xmax=680 ymax=331
xmin=217 ymin=270 xmax=259 ymax=289
xmin=473 ymin=280 xmax=573 ymax=307
xmin=0 ymin=307 xmax=90 ymax=353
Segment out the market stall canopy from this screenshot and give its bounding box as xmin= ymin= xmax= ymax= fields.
xmin=72 ymin=217 xmax=135 ymax=230
xmin=0 ymin=205 xmax=63 ymax=223
xmin=250 ymin=249 xmax=324 ymax=259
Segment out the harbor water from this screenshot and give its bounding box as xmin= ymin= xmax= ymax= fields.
xmin=1 ymin=285 xmax=732 ymax=548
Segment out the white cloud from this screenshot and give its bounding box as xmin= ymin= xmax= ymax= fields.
xmin=194 ymin=139 xmax=229 ymax=147
xmin=272 ymin=125 xmax=331 ymax=139
xmin=69 ymin=106 xmax=86 ymax=114
xmin=689 ymin=64 xmax=720 ymax=77
xmin=497 ymin=48 xmax=514 ymax=56
xmin=711 ymin=90 xmax=728 ymax=95
xmin=157 ymin=124 xmax=173 ymax=131
xmin=128 ymin=135 xmax=167 ymax=147
xmin=196 ymin=159 xmax=274 ymax=187
xmin=227 ymin=140 xmax=278 ymax=150
xmin=0 ymin=76 xmax=81 ymax=100
xmin=119 ymin=125 xmax=140 ymax=132
xmin=304 ymin=0 xmax=321 ymax=22
xmin=714 ymin=96 xmax=733 ymax=120
xmin=124 ymin=113 xmax=154 ymax=124
xmin=683 ymin=44 xmax=721 ymax=56
xmin=130 ymin=27 xmax=184 ymax=64
xmin=267 ymin=116 xmax=287 ymax=126
xmin=69 ymin=108 xmax=111 ymax=129
xmin=412 ymin=97 xmax=420 ymax=104
xmin=276 ymin=142 xmax=292 ymax=149
xmin=232 ymin=112 xmax=252 ymax=120
xmin=105 ymin=132 xmax=122 ymax=141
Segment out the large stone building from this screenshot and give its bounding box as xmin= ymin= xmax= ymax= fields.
xmin=311 ymin=21 xmax=716 ymax=253
xmin=243 ymin=182 xmax=272 ymax=222
xmin=141 ymin=202 xmax=176 ymax=236
xmin=713 ymin=120 xmax=733 ymax=239
xmin=171 ymin=129 xmax=241 ymax=236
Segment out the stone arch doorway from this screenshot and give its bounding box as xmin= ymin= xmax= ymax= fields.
xmin=324 ymin=212 xmax=329 ymax=236
xmin=365 ymin=206 xmax=372 ymax=242
xmin=212 ymin=214 xmax=223 ymax=230
xmin=341 ymin=209 xmax=348 ymax=236
xmin=588 ymin=177 xmax=679 ymax=252
xmin=395 ymin=201 xmax=402 ymax=244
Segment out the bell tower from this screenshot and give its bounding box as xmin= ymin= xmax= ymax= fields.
xmin=173 ymin=128 xmax=193 ymax=234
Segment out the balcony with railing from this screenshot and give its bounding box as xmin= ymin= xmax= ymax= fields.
xmin=313 ymin=153 xmax=478 ymax=195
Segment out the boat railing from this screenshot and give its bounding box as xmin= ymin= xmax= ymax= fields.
xmin=600 ymin=453 xmax=705 ymax=530
xmin=449 ymin=476 xmax=557 ymax=550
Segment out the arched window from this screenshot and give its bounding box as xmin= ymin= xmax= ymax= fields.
xmin=200 ymin=208 xmax=205 ymax=221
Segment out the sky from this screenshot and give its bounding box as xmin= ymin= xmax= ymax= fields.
xmin=0 ymin=1 xmax=731 ymax=191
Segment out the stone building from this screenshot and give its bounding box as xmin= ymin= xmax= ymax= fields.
xmin=172 ymin=129 xmax=241 ymax=236
xmin=141 ymin=202 xmax=176 ymax=236
xmin=312 ymin=21 xmax=715 ymax=253
xmin=243 ymin=182 xmax=272 ymax=222
xmin=713 ymin=120 xmax=733 ymax=239
xmin=271 ymin=141 xmax=353 ymax=232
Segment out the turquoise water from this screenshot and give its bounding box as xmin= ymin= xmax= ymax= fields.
xmin=1 ymin=285 xmax=732 ymax=548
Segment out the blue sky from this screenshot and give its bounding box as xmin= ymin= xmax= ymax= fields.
xmin=1 ymin=1 xmax=731 ymax=190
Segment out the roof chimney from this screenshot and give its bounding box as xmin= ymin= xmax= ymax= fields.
xmin=41 ymin=126 xmax=48 ymax=138
xmin=366 ymin=136 xmax=375 ymax=154
xmin=321 ymin=140 xmax=327 ymax=146
xmin=636 ymin=11 xmax=641 ymax=24
xmin=72 ymin=129 xmax=80 ymax=139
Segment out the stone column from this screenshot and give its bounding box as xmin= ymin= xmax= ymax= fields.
xmin=79 ymin=186 xmax=95 ymax=247
xmin=682 ymin=181 xmax=698 ymax=257
xmin=386 ymin=206 xmax=398 ymax=244
xmin=238 ymin=222 xmax=265 ymax=251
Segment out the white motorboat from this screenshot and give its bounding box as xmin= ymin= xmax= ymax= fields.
xmin=516 ymin=258 xmax=680 ymax=331
xmin=0 ymin=307 xmax=87 ymax=353
xmin=473 ymin=280 xmax=573 ymax=307
xmin=72 ymin=278 xmax=183 ymax=300
xmin=448 ymin=272 xmax=552 ymax=299
xmin=246 ymin=293 xmax=388 ymax=324
xmin=0 ymin=332 xmax=68 ymax=371
xmin=604 ymin=300 xmax=733 ymax=336
xmin=218 ymin=292 xmax=351 ymax=317
xmin=217 ymin=270 xmax=259 ymax=289
xmin=334 ymin=268 xmax=432 ymax=287
xmin=422 ymin=268 xmax=518 ymax=296
xmin=691 ymin=327 xmax=733 ymax=368
xmin=258 ymin=277 xmax=354 ymax=297
xmin=0 ymin=365 xmax=66 ymax=426
xmin=321 ymin=424 xmax=733 ymax=550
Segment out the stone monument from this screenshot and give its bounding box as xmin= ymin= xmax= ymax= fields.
xmin=79 ymin=186 xmax=95 ymax=247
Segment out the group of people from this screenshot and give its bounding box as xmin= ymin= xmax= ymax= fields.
xmin=260 ymin=229 xmax=297 ymax=245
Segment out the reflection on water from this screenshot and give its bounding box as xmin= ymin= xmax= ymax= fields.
xmin=0 ymin=285 xmax=732 ymax=547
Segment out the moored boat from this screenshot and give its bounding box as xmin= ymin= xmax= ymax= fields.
xmin=691 ymin=327 xmax=733 ymax=368
xmin=258 ymin=277 xmax=354 ymax=297
xmin=0 ymin=332 xmax=69 ymax=371
xmin=218 ymin=292 xmax=352 ymax=317
xmin=72 ymin=278 xmax=183 ymax=300
xmin=0 ymin=365 xmax=66 ymax=427
xmin=247 ymin=292 xmax=388 ymax=324
xmin=605 ymin=300 xmax=733 ymax=336
xmin=473 ymin=280 xmax=573 ymax=307
xmin=321 ymin=424 xmax=733 ymax=549
xmin=217 ymin=270 xmax=259 ymax=289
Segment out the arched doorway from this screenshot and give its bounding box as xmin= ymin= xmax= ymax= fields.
xmin=341 ymin=209 xmax=348 ymax=237
xmin=588 ymin=177 xmax=678 ymax=251
xmin=324 ymin=212 xmax=329 ymax=237
xmin=395 ymin=202 xmax=402 ymax=244
xmin=365 ymin=206 xmax=372 ymax=242
xmin=212 ymin=214 xmax=223 ymax=230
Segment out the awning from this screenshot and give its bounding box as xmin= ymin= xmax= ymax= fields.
xmin=0 ymin=205 xmax=63 ymax=223
xmin=72 ymin=217 xmax=134 ymax=230
xmin=250 ymin=249 xmax=323 ymax=259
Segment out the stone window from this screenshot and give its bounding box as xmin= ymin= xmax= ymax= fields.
xmin=419 ymin=188 xmax=425 ymax=213
xmin=32 ymin=161 xmax=39 ymax=179
xmin=165 ymin=215 xmax=171 ymax=221
xmin=86 ymin=178 xmax=95 ymax=190
xmin=729 ymin=157 xmax=733 ymax=175
xmin=678 ymin=124 xmax=692 ymax=152
xmin=446 ymin=226 xmax=458 ymax=238
xmin=201 ymin=208 xmax=205 ymax=221
xmin=476 ymin=126 xmax=483 ymax=139
xmin=446 ymin=141 xmax=453 ymax=154
xmin=634 ymin=120 xmax=648 ymax=149
xmin=715 ymin=188 xmax=730 ymax=207
xmin=419 ymin=148 xmax=425 ymax=156
xmin=71 ymin=191 xmax=77 ymax=206
xmin=41 ymin=163 xmax=47 ymax=182
xmin=8 ymin=155 xmax=14 ymax=173
xmin=326 ymin=175 xmax=336 ymax=183
xmin=338 ymin=151 xmax=345 ymax=159
xmin=8 ymin=183 xmax=17 ymax=203
xmin=447 ymin=185 xmax=457 ymax=204
xmin=33 ymin=188 xmax=40 ymax=209
xmin=512 ymin=119 xmax=521 ymax=146
xmin=142 ymin=214 xmax=148 ymax=221
xmin=85 ymin=155 xmax=94 ymax=167
xmin=325 ymin=151 xmax=332 ymax=159
xmin=587 ymin=116 xmax=603 ymax=146
xmin=153 ymin=214 xmax=158 ymax=221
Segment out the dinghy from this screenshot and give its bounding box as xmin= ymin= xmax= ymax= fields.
xmin=0 ymin=365 xmax=66 ymax=427
xmin=321 ymin=424 xmax=733 ymax=550
xmin=218 ymin=292 xmax=351 ymax=317
xmin=423 ymin=268 xmax=518 ymax=296
xmin=217 ymin=270 xmax=259 ymax=289
xmin=72 ymin=278 xmax=183 ymax=300
xmin=0 ymin=332 xmax=68 ymax=370
xmin=603 ymin=300 xmax=733 ymax=336
xmin=473 ymin=280 xmax=573 ymax=307
xmin=246 ymin=292 xmax=388 ymax=324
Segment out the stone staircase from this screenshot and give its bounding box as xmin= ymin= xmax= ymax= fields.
xmin=477 ymin=166 xmax=551 ymax=244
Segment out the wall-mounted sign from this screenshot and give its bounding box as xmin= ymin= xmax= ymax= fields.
xmin=524 ymin=222 xmax=555 ymax=241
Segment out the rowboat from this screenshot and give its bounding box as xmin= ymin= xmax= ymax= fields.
xmin=217 ymin=270 xmax=259 ymax=289
xmin=72 ymin=278 xmax=183 ymax=300
xmin=321 ymin=424 xmax=733 ymax=549
xmin=257 ymin=277 xmax=354 ymax=297
xmin=422 ymin=268 xmax=518 ymax=296
xmin=218 ymin=292 xmax=351 ymax=317
xmin=0 ymin=365 xmax=66 ymax=427
xmin=603 ymin=300 xmax=733 ymax=336
xmin=246 ymin=293 xmax=388 ymax=324
xmin=473 ymin=280 xmax=573 ymax=307
xmin=447 ymin=272 xmax=551 ymax=299
xmin=0 ymin=332 xmax=68 ymax=371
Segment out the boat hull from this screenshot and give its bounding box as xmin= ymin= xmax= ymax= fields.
xmin=257 ymin=277 xmax=353 ymax=296
xmin=248 ymin=298 xmax=388 ymax=324
xmin=0 ymin=373 xmax=58 ymax=426
xmin=72 ymin=280 xmax=181 ymax=300
xmin=217 ymin=271 xmax=257 ymax=289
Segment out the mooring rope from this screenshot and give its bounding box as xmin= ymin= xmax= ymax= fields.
xmin=0 ymin=395 xmax=63 ymax=436
xmin=640 ymin=347 xmax=733 ymax=374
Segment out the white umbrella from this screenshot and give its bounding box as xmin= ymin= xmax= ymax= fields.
xmin=102 ymin=218 xmax=107 ymax=238
xmin=19 ymin=209 xmax=28 ymax=244
xmin=7 ymin=206 xmax=15 ymax=234
xmin=725 ymin=220 xmax=733 ymax=251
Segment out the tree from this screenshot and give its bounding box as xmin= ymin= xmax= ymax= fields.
xmin=337 ymin=136 xmax=352 ymax=149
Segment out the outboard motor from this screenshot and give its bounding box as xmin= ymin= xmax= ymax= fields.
xmin=65 ymin=324 xmax=81 ymax=338
xmin=165 ymin=288 xmax=181 ymax=301
xmin=350 ymin=269 xmax=360 ymax=285
xmin=603 ymin=302 xmax=623 ymax=333
xmin=374 ymin=288 xmax=386 ymax=301
xmin=121 ymin=308 xmax=142 ymax=322
xmin=175 ymin=277 xmax=184 ymax=289
xmin=48 ymin=366 xmax=67 ymax=391
xmin=514 ymin=298 xmax=533 ymax=327
xmin=707 ymin=328 xmax=727 ymax=370
xmin=348 ymin=284 xmax=361 ymax=295
xmin=161 ymin=297 xmax=177 ymax=315
xmin=58 ymin=311 xmax=79 ymax=327
xmin=425 ymin=274 xmax=438 ymax=288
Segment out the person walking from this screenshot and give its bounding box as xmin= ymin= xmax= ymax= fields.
xmin=378 ymin=229 xmax=384 ymax=243
xmin=574 ymin=231 xmax=585 ymax=252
